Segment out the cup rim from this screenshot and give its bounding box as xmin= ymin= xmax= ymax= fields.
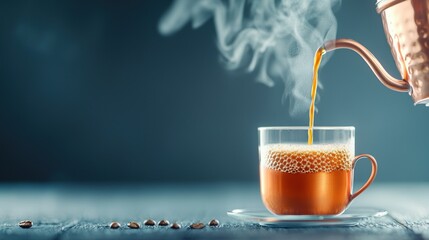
xmin=258 ymin=126 xmax=355 ymax=131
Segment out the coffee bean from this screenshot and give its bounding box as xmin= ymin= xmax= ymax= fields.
xmin=209 ymin=219 xmax=219 ymax=227
xmin=18 ymin=220 xmax=32 ymax=229
xmin=144 ymin=219 xmax=156 ymax=226
xmin=158 ymin=219 xmax=169 ymax=226
xmin=190 ymin=222 xmax=205 ymax=229
xmin=109 ymin=222 xmax=121 ymax=229
xmin=171 ymin=223 xmax=181 ymax=229
xmin=127 ymin=221 xmax=140 ymax=229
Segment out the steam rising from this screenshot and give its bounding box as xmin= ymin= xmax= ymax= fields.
xmin=159 ymin=0 xmax=340 ymax=116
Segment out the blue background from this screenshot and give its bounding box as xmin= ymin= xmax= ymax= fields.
xmin=0 ymin=0 xmax=428 ymax=182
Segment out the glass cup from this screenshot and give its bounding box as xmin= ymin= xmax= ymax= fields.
xmin=259 ymin=126 xmax=377 ymax=215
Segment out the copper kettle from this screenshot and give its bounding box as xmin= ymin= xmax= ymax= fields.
xmin=323 ymin=0 xmax=429 ymax=106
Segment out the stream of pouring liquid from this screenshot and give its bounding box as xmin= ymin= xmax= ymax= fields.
xmin=308 ymin=47 xmax=325 ymax=145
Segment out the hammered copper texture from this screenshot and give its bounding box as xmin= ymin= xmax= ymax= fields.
xmin=324 ymin=0 xmax=429 ymax=105
xmin=379 ymin=0 xmax=429 ymax=104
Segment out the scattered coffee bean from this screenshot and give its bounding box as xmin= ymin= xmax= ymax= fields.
xmin=18 ymin=220 xmax=32 ymax=229
xmin=171 ymin=223 xmax=181 ymax=229
xmin=209 ymin=219 xmax=220 ymax=227
xmin=190 ymin=222 xmax=205 ymax=229
xmin=127 ymin=221 xmax=140 ymax=229
xmin=109 ymin=222 xmax=121 ymax=229
xmin=158 ymin=219 xmax=170 ymax=226
xmin=144 ymin=219 xmax=156 ymax=226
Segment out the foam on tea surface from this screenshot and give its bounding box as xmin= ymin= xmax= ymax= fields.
xmin=260 ymin=144 xmax=353 ymax=174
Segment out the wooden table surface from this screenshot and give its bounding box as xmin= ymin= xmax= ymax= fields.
xmin=0 ymin=183 xmax=428 ymax=240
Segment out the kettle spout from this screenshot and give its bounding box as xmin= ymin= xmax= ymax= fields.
xmin=323 ymin=39 xmax=410 ymax=93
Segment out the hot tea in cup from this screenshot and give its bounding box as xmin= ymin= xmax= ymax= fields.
xmin=259 ymin=127 xmax=377 ymax=215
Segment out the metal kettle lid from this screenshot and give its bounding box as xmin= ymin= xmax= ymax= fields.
xmin=376 ymin=0 xmax=407 ymax=13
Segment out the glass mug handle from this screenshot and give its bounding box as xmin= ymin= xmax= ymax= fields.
xmin=350 ymin=154 xmax=378 ymax=201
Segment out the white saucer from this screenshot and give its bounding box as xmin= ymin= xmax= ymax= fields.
xmin=227 ymin=207 xmax=388 ymax=227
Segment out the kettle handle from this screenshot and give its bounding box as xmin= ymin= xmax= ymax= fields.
xmin=323 ymin=39 xmax=410 ymax=92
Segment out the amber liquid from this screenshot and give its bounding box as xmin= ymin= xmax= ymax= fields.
xmin=260 ymin=48 xmax=351 ymax=215
xmin=260 ymin=145 xmax=352 ymax=215
xmin=308 ymin=47 xmax=325 ymax=145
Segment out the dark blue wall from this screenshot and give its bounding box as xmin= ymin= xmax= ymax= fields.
xmin=0 ymin=0 xmax=428 ymax=182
